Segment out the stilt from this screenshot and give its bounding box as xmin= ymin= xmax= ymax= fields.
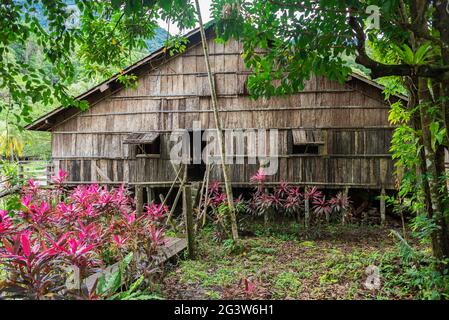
xmin=183 ymin=185 xmax=196 ymax=259
xmin=380 ymin=187 xmax=386 ymax=226
xmin=135 ymin=186 xmax=144 ymax=215
xmin=18 ymin=163 xmax=24 ymax=182
xmin=191 ymin=181 xmax=201 ymax=208
xmin=146 ymin=187 xmax=155 ymax=204
xmin=304 ymin=189 xmax=310 ymax=229
xmin=264 ymin=187 xmax=270 ymax=226
xmin=341 ymin=187 xmax=349 ymax=225
xmin=46 ymin=163 xmax=53 ymax=185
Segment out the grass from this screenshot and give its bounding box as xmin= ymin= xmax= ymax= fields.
xmin=162 ymin=221 xmax=435 ymax=300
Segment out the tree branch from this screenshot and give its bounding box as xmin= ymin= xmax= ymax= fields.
xmin=348 ymin=15 xmax=449 ymax=80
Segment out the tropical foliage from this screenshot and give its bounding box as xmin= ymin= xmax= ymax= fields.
xmin=211 ymin=0 xmax=449 ymax=276
xmin=0 ymin=171 xmax=167 ymax=299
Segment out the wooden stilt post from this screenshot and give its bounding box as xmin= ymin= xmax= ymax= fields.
xmin=146 ymin=187 xmax=155 ymax=204
xmin=18 ymin=163 xmax=24 ymax=182
xmin=46 ymin=162 xmax=52 ymax=185
xmin=304 ymin=186 xmax=310 ymax=229
xmin=135 ymin=186 xmax=144 ymax=215
xmin=380 ymin=187 xmax=386 ymax=226
xmin=183 ymin=185 xmax=196 ymax=259
xmin=342 ymin=187 xmax=349 ymax=225
xmin=264 ymin=187 xmax=270 ymax=226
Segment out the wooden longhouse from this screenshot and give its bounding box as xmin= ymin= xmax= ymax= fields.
xmin=26 ymin=26 xmax=406 ymax=211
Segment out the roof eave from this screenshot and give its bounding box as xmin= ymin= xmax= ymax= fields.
xmin=25 ymin=25 xmax=210 ymax=131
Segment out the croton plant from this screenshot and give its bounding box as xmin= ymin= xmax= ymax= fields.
xmin=0 ymin=170 xmax=167 ymax=300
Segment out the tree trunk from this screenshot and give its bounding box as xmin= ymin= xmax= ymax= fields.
xmin=418 ymin=77 xmax=449 ymax=268
xmin=194 ymin=0 xmax=239 ymax=241
xmin=408 ymin=79 xmax=434 ymax=219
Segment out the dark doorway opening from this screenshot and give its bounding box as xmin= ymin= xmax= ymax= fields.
xmin=292 ymin=144 xmax=320 ymax=155
xmin=187 ymin=130 xmax=206 ymax=181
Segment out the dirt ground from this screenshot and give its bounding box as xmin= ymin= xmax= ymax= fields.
xmin=161 ymin=223 xmax=418 ymax=300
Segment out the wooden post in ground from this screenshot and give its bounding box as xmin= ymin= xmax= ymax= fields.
xmin=304 ymin=187 xmax=310 ymax=229
xmin=183 ymin=185 xmax=196 ymax=259
xmin=46 ymin=162 xmax=52 ymax=185
xmin=18 ymin=163 xmax=24 ymax=182
xmin=264 ymin=187 xmax=270 ymax=226
xmin=146 ymin=187 xmax=155 ymax=204
xmin=380 ymin=187 xmax=386 ymax=226
xmin=135 ymin=186 xmax=144 ymax=215
xmin=341 ymin=187 xmax=349 ymax=225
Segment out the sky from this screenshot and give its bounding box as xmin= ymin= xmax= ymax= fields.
xmin=158 ymin=0 xmax=213 ymax=35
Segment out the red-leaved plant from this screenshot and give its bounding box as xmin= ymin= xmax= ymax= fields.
xmin=0 ymin=172 xmax=167 ymax=300
xmin=245 ymin=170 xmax=352 ymax=225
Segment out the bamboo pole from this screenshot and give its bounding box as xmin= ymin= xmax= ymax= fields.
xmin=194 ymin=0 xmax=239 ymax=241
xmin=166 ymin=164 xmax=187 ymax=227
xmin=183 ymin=185 xmax=196 ymax=259
xmin=160 ymin=164 xmax=183 ymax=209
xmin=196 ymin=163 xmax=212 ymax=230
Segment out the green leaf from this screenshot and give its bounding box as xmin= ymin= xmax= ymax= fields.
xmin=128 ymin=275 xmax=144 ymax=294
xmin=429 ymin=122 xmax=446 ymax=152
xmin=96 ymin=275 xmax=106 ymax=295
xmin=105 ymin=268 xmax=122 ymax=294
xmin=414 ymin=42 xmax=432 ymax=66
xmin=119 ymin=252 xmax=133 ymax=272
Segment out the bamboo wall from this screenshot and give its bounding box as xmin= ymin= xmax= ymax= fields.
xmin=50 ymin=37 xmax=396 ymax=190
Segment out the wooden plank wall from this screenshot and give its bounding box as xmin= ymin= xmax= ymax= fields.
xmin=51 ymin=38 xmax=396 ymax=189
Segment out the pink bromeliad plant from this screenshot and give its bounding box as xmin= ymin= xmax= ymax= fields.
xmin=0 ymin=170 xmax=168 ymax=300
xmin=145 ymin=203 xmax=169 ymax=223
xmin=201 ymin=181 xmax=245 ymax=240
xmin=245 ymin=169 xmax=352 ymax=225
xmin=51 ymin=169 xmax=68 ymax=185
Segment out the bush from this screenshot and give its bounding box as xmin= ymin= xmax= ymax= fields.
xmin=246 ymin=169 xmax=352 ymax=225
xmin=0 ymin=170 xmax=168 ymax=300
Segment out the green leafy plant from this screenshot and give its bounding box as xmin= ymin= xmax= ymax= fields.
xmin=95 ymin=252 xmax=163 ymax=300
xmin=392 ymin=42 xmax=434 ymax=66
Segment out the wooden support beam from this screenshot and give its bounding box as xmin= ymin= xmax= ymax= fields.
xmin=135 ymin=186 xmax=144 ymax=215
xmin=380 ymin=187 xmax=386 ymax=226
xmin=304 ymin=188 xmax=310 ymax=229
xmin=341 ymin=187 xmax=349 ymax=225
xmin=183 ymin=185 xmax=196 ymax=259
xmin=146 ymin=187 xmax=155 ymax=204
xmin=46 ymin=163 xmax=53 ymax=185
xmin=18 ymin=164 xmax=24 ymax=182
xmin=0 ymin=185 xmax=20 ymax=199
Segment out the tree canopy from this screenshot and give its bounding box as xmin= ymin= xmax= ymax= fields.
xmin=0 ymin=0 xmax=196 ymax=127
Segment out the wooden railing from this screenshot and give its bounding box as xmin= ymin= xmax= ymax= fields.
xmin=17 ymin=160 xmax=53 ymax=185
